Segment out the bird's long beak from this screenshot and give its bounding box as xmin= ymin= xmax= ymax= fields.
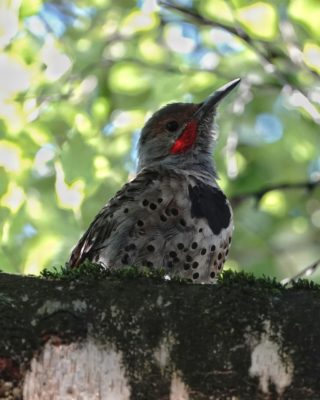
xmin=194 ymin=78 xmax=241 ymax=120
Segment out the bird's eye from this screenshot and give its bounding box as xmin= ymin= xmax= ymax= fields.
xmin=165 ymin=120 xmax=179 ymax=132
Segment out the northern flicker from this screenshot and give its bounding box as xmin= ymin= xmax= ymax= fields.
xmin=68 ymin=78 xmax=240 ymax=283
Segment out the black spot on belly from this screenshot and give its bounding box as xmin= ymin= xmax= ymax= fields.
xmin=160 ymin=215 xmax=167 ymax=222
xmin=150 ymin=203 xmax=157 ymax=210
xmin=188 ymin=182 xmax=231 ymax=235
xmin=121 ymin=254 xmax=129 ymax=264
xmin=125 ymin=243 xmax=136 ymax=252
xmin=147 ymin=261 xmax=153 ymax=268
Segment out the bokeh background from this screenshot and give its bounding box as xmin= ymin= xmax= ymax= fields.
xmin=0 ymin=0 xmax=319 ymax=279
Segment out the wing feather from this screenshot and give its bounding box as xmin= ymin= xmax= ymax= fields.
xmin=68 ymin=169 xmax=160 ymax=268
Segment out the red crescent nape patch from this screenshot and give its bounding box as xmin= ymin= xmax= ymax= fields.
xmin=170 ymin=120 xmax=198 ymax=154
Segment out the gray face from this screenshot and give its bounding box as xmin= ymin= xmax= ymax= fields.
xmin=137 ymin=79 xmax=241 ymax=172
xmin=137 ymin=102 xmax=216 ymax=171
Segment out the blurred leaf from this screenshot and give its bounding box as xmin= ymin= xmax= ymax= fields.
xmin=0 ymin=167 xmax=9 ymax=197
xmin=199 ymin=0 xmax=234 ymax=23
xmin=0 ymin=140 xmax=21 ymax=173
xmin=122 ymin=10 xmax=159 ymax=34
xmin=260 ymin=191 xmax=287 ymax=217
xmin=186 ymin=72 xmax=218 ymax=93
xmin=20 ymin=0 xmax=43 ymax=17
xmin=138 ymin=38 xmax=166 ymax=63
xmin=23 ymin=235 xmax=62 ymax=275
xmin=303 ymin=42 xmax=320 ymax=74
xmin=236 ymin=2 xmax=278 ymax=40
xmin=91 ymin=97 xmax=110 ymax=123
xmin=60 ymin=135 xmax=95 ymax=183
xmin=289 ymin=0 xmax=320 ymax=36
xmin=108 ymin=62 xmax=151 ymax=95
xmin=0 ymin=182 xmax=25 ymax=214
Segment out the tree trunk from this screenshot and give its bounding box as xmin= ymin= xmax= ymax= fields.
xmin=0 ymin=271 xmax=319 ymax=400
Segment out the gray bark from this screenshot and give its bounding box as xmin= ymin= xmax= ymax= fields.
xmin=0 ymin=271 xmax=320 ymax=399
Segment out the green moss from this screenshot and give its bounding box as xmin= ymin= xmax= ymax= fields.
xmin=40 ymin=262 xmax=108 ymax=281
xmin=218 ymin=269 xmax=283 ymax=291
xmin=40 ymin=264 xmax=320 ymax=291
xmin=40 ymin=262 xmax=188 ymax=284
xmin=290 ymin=278 xmax=320 ymax=290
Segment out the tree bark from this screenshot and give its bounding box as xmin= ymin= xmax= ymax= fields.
xmin=0 ymin=271 xmax=319 ymax=400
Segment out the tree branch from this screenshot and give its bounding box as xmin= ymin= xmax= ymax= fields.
xmin=2 ymin=270 xmax=320 ymax=399
xmin=159 ymin=1 xmax=252 ymax=42
xmin=230 ymin=179 xmax=320 ymax=207
xmin=281 ymin=258 xmax=320 ymax=286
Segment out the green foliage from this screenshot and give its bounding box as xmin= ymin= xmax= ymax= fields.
xmin=0 ymin=0 xmax=319 ymax=282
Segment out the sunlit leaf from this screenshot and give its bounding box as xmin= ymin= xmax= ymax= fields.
xmin=303 ymin=42 xmax=320 ymax=74
xmin=138 ymin=38 xmax=166 ymax=63
xmin=25 ymin=124 xmax=51 ymax=146
xmin=186 ymin=72 xmax=217 ymax=93
xmin=93 ymin=155 xmax=111 ymax=179
xmin=0 ymin=167 xmax=9 ymax=197
xmin=0 ymin=4 xmax=19 ymax=48
xmin=0 ymin=54 xmax=30 ymax=97
xmin=236 ymin=2 xmax=277 ymax=40
xmin=289 ymin=0 xmax=320 ymax=36
xmin=164 ymin=24 xmax=196 ymax=54
xmin=199 ymin=0 xmax=234 ymax=24
xmin=91 ymin=97 xmax=110 ymax=123
xmin=41 ymin=36 xmax=72 ymax=81
xmin=108 ymin=62 xmax=151 ymax=95
xmin=1 ymin=182 xmax=25 ymax=213
xmin=291 ymin=140 xmax=315 ymax=162
xmin=20 ymin=0 xmax=42 ymax=17
xmin=74 ymin=112 xmax=94 ymax=136
xmin=111 ymin=110 xmax=145 ymax=131
xmin=260 ymin=191 xmax=287 ymax=217
xmin=55 ymin=162 xmax=85 ymax=211
xmin=0 ymin=140 xmax=21 ymax=172
xmin=122 ymin=10 xmax=159 ymax=35
xmin=23 ymin=235 xmax=62 ymax=275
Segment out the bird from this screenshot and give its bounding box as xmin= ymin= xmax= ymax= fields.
xmin=68 ymin=78 xmax=241 ymax=283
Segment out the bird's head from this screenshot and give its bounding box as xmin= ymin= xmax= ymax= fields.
xmin=137 ymin=78 xmax=240 ymax=175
